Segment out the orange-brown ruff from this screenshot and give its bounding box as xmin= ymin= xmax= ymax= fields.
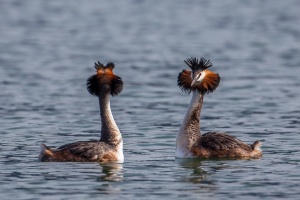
xmin=176 ymin=57 xmax=262 ymax=159
xmin=39 ymin=62 xmax=124 ymax=162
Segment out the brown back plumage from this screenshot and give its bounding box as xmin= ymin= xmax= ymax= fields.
xmin=178 ymin=57 xmax=220 ymax=94
xmin=86 ymin=61 xmax=123 ymax=96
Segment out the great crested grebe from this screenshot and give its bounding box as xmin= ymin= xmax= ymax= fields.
xmin=39 ymin=61 xmax=124 ymax=162
xmin=176 ymin=57 xmax=262 ymax=159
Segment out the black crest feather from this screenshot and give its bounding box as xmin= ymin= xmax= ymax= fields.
xmin=86 ymin=74 xmax=100 ymax=96
xmin=106 ymin=62 xmax=115 ymax=69
xmin=177 ymin=69 xmax=193 ymax=94
xmin=94 ymin=61 xmax=105 ymax=70
xmin=178 ymin=57 xmax=220 ymax=95
xmin=87 ymin=61 xmax=123 ymax=97
xmin=111 ymin=76 xmax=123 ymax=96
xmin=184 ymin=57 xmax=212 ymax=71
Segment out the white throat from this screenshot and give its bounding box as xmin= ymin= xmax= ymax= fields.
xmin=176 ymin=91 xmax=203 ymax=158
xmin=99 ymin=94 xmax=122 ymax=145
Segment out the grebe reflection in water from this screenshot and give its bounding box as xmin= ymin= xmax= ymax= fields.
xmin=39 ymin=61 xmax=124 ymax=162
xmin=176 ymin=57 xmax=262 ymax=159
xmin=98 ymin=163 xmax=123 ymax=182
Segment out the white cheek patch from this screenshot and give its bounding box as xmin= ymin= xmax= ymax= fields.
xmin=197 ymin=71 xmax=206 ymax=82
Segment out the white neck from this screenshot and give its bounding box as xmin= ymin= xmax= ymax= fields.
xmin=176 ymin=91 xmax=203 ymax=158
xmin=99 ymin=93 xmax=122 ymax=146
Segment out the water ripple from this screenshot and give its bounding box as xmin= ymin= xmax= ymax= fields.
xmin=1 ymin=0 xmax=300 ymax=199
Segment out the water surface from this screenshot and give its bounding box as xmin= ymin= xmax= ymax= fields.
xmin=1 ymin=0 xmax=300 ymax=199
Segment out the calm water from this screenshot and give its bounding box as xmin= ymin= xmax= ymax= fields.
xmin=1 ymin=0 xmax=300 ymax=199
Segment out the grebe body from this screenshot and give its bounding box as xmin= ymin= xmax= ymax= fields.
xmin=39 ymin=62 xmax=124 ymax=162
xmin=176 ymin=57 xmax=262 ymax=159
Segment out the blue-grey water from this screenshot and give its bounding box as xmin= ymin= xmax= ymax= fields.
xmin=1 ymin=0 xmax=300 ymax=199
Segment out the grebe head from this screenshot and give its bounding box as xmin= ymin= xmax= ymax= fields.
xmin=86 ymin=61 xmax=123 ymax=96
xmin=177 ymin=57 xmax=220 ymax=95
